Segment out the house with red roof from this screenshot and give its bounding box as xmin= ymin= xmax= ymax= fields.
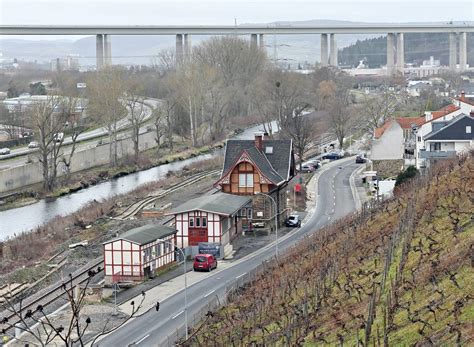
xmin=370 ymin=119 xmax=405 ymax=177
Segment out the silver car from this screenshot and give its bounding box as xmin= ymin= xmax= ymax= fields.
xmin=0 ymin=148 xmax=11 ymax=155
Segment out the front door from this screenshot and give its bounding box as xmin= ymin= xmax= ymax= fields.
xmin=189 ymin=228 xmax=208 ymax=246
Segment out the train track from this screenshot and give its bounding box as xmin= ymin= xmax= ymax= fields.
xmin=0 ymin=258 xmax=104 ymax=336
xmin=114 ymin=169 xmax=221 ymax=220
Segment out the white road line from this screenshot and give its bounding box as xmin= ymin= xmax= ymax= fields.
xmin=135 ymin=334 xmax=150 ymax=344
xmin=333 ymin=201 xmax=336 ymax=206
xmin=236 ymin=273 xmax=246 ymax=279
xmin=172 ymin=310 xmax=184 ymax=319
xmin=204 ymin=289 xmax=216 ymax=298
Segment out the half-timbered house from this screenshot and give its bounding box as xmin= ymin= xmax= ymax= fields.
xmin=215 ymin=133 xmax=296 ymax=228
xmin=168 ymin=192 xmax=251 ymax=254
xmin=103 ymin=225 xmax=177 ymax=284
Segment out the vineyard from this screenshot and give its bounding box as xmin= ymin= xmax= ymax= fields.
xmin=185 ymin=154 xmax=474 ymax=346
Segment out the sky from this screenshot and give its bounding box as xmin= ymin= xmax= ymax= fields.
xmin=1 ymin=0 xmax=473 ymax=41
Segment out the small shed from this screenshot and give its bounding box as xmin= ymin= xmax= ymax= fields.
xmin=103 ymin=225 xmax=177 ymax=284
xmin=168 ymin=192 xmax=251 ymax=249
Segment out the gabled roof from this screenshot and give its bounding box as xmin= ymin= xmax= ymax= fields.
xmin=374 ymin=119 xmax=393 ymax=139
xmin=396 ymin=117 xmax=425 ymax=129
xmin=430 ymin=105 xmax=460 ymax=121
xmin=168 ymin=192 xmax=251 ymax=216
xmin=106 ymin=225 xmax=177 ymax=246
xmin=220 ymin=139 xmax=293 ymax=184
xmin=425 ymin=113 xmax=474 ymax=141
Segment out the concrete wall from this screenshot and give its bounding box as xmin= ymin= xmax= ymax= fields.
xmin=0 ymin=131 xmax=157 ymax=193
xmin=370 ymin=122 xmax=404 ymax=161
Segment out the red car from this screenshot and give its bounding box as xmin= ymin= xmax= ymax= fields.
xmin=193 ymin=254 xmax=218 ymax=272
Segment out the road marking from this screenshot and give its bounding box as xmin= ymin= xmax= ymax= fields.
xmin=172 ymin=310 xmax=184 ymax=319
xmin=236 ymin=273 xmax=246 ymax=279
xmin=135 ymin=334 xmax=150 ymax=344
xmin=333 ymin=201 xmax=336 ymax=206
xmin=204 ymin=289 xmax=216 ymax=298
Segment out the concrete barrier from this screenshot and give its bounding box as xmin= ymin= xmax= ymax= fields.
xmin=0 ymin=131 xmax=157 ymax=193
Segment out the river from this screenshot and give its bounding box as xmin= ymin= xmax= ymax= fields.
xmin=0 ymin=123 xmax=276 ymax=239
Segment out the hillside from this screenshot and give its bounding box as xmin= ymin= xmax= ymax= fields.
xmin=185 ymin=154 xmax=474 ymax=346
xmin=339 ymin=32 xmax=474 ymax=68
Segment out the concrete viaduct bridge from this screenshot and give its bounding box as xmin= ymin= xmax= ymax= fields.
xmin=1 ymin=24 xmax=473 ymax=73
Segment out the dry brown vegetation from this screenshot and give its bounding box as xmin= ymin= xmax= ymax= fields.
xmin=0 ymin=158 xmax=221 ymax=276
xmin=185 ymin=153 xmax=474 ymax=346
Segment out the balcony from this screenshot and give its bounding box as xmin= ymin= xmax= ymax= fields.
xmin=419 ymin=150 xmax=457 ymax=159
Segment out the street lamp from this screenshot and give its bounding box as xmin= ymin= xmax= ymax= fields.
xmin=255 ymin=192 xmax=279 ymax=258
xmin=158 ymin=240 xmax=188 ymax=340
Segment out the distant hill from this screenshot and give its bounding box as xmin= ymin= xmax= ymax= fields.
xmin=339 ymin=32 xmax=474 ymax=68
xmin=184 ymin=154 xmax=474 ymax=345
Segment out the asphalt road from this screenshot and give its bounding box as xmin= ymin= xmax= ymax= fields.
xmin=0 ymin=98 xmax=158 ymax=169
xmin=96 ymin=159 xmax=359 ymax=347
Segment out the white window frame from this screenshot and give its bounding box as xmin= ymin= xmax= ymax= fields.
xmin=189 ymin=217 xmax=194 ymax=227
xmin=467 ymin=125 xmax=472 ymax=134
xmin=238 ymin=173 xmax=254 ymax=187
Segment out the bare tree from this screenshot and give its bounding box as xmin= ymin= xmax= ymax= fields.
xmin=87 ymin=68 xmax=127 ymax=167
xmin=124 ymin=78 xmax=148 ymax=163
xmin=363 ymin=88 xmax=399 ymax=133
xmin=0 ymin=268 xmax=147 ymax=347
xmin=29 ymin=96 xmax=70 ymax=191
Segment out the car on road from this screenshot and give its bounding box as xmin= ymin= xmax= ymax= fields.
xmin=356 ymin=155 xmax=366 ymax=164
xmin=285 ymin=214 xmax=301 ymax=228
xmin=28 ymin=141 xmax=39 ymax=149
xmin=193 ymin=254 xmax=218 ymax=272
xmin=0 ymin=148 xmax=11 ymax=155
xmin=322 ymin=152 xmax=341 ymax=160
xmin=53 ymin=132 xmax=64 ymax=143
xmin=298 ymin=164 xmax=315 ymax=173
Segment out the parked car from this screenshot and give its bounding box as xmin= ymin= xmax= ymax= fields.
xmin=356 ymin=155 xmax=366 ymax=164
xmin=251 ymin=221 xmax=265 ymax=228
xmin=28 ymin=141 xmax=39 ymax=149
xmin=307 ymin=159 xmax=321 ymax=169
xmin=322 ymin=152 xmax=340 ymax=160
xmin=285 ymin=214 xmax=301 ymax=228
xmin=193 ymin=254 xmax=218 ymax=272
xmin=298 ymin=164 xmax=315 ymax=173
xmin=0 ymin=148 xmax=11 ymax=155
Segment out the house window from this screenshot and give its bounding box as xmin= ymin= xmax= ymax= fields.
xmin=265 ymin=146 xmax=273 ymax=154
xmin=202 ymin=217 xmax=207 ymax=227
xmin=196 ymin=217 xmax=201 ymax=227
xmin=247 ymin=208 xmax=253 ymax=219
xmin=430 ymin=142 xmax=441 ymax=151
xmin=239 ymin=173 xmax=254 ymax=187
xmin=189 ymin=218 xmax=194 ymax=227
xmin=417 ymin=136 xmax=421 ymax=142
xmin=467 ymin=126 xmax=472 ymax=134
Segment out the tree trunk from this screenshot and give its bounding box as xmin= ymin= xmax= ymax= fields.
xmin=188 ymin=96 xmax=196 ymax=147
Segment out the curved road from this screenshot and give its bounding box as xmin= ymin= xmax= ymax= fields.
xmin=0 ymin=98 xmax=158 ymax=169
xmin=96 ymin=158 xmax=360 ymax=347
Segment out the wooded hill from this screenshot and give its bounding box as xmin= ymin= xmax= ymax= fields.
xmin=339 ymin=33 xmax=474 ymax=68
xmin=185 ymin=154 xmax=474 ymax=346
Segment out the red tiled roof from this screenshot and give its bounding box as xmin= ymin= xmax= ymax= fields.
xmin=374 ymin=119 xmax=393 ymax=139
xmin=396 ymin=117 xmax=425 ymax=129
xmin=456 ymin=97 xmax=474 ymax=106
xmin=430 ymin=105 xmax=460 ymax=121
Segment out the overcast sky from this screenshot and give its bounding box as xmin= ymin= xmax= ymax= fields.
xmin=1 ymin=0 xmax=473 ymax=40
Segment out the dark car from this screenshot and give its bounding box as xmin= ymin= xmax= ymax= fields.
xmin=285 ymin=214 xmax=301 ymax=227
xmin=356 ymin=155 xmax=366 ymax=164
xmin=322 ymin=152 xmax=340 ymax=160
xmin=193 ymin=254 xmax=217 ymax=272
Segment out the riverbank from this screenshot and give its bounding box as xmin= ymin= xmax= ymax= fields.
xmin=0 ymin=139 xmax=225 ymax=212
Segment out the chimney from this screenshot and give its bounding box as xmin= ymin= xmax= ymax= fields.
xmin=460 ymin=91 xmax=466 ymax=102
xmin=424 ymin=111 xmax=432 ymax=122
xmin=254 ymin=133 xmax=263 ymax=151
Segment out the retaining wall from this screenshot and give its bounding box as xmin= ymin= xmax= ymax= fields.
xmin=0 ymin=131 xmax=157 ymax=193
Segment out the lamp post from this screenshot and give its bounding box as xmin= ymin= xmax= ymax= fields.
xmin=256 ymin=192 xmax=279 ymax=258
xmin=159 ymin=240 xmax=188 ymax=340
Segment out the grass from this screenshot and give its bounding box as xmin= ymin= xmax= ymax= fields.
xmin=183 ymin=154 xmax=474 ymax=346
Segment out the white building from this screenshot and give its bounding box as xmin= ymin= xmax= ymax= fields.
xmin=103 ymin=225 xmax=177 ymax=284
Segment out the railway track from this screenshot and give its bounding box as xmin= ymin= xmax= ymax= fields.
xmin=114 ymin=169 xmax=221 ymax=220
xmin=0 ymin=258 xmax=103 ymax=335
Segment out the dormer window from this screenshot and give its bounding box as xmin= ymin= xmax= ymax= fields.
xmin=265 ymin=146 xmax=273 ymax=154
